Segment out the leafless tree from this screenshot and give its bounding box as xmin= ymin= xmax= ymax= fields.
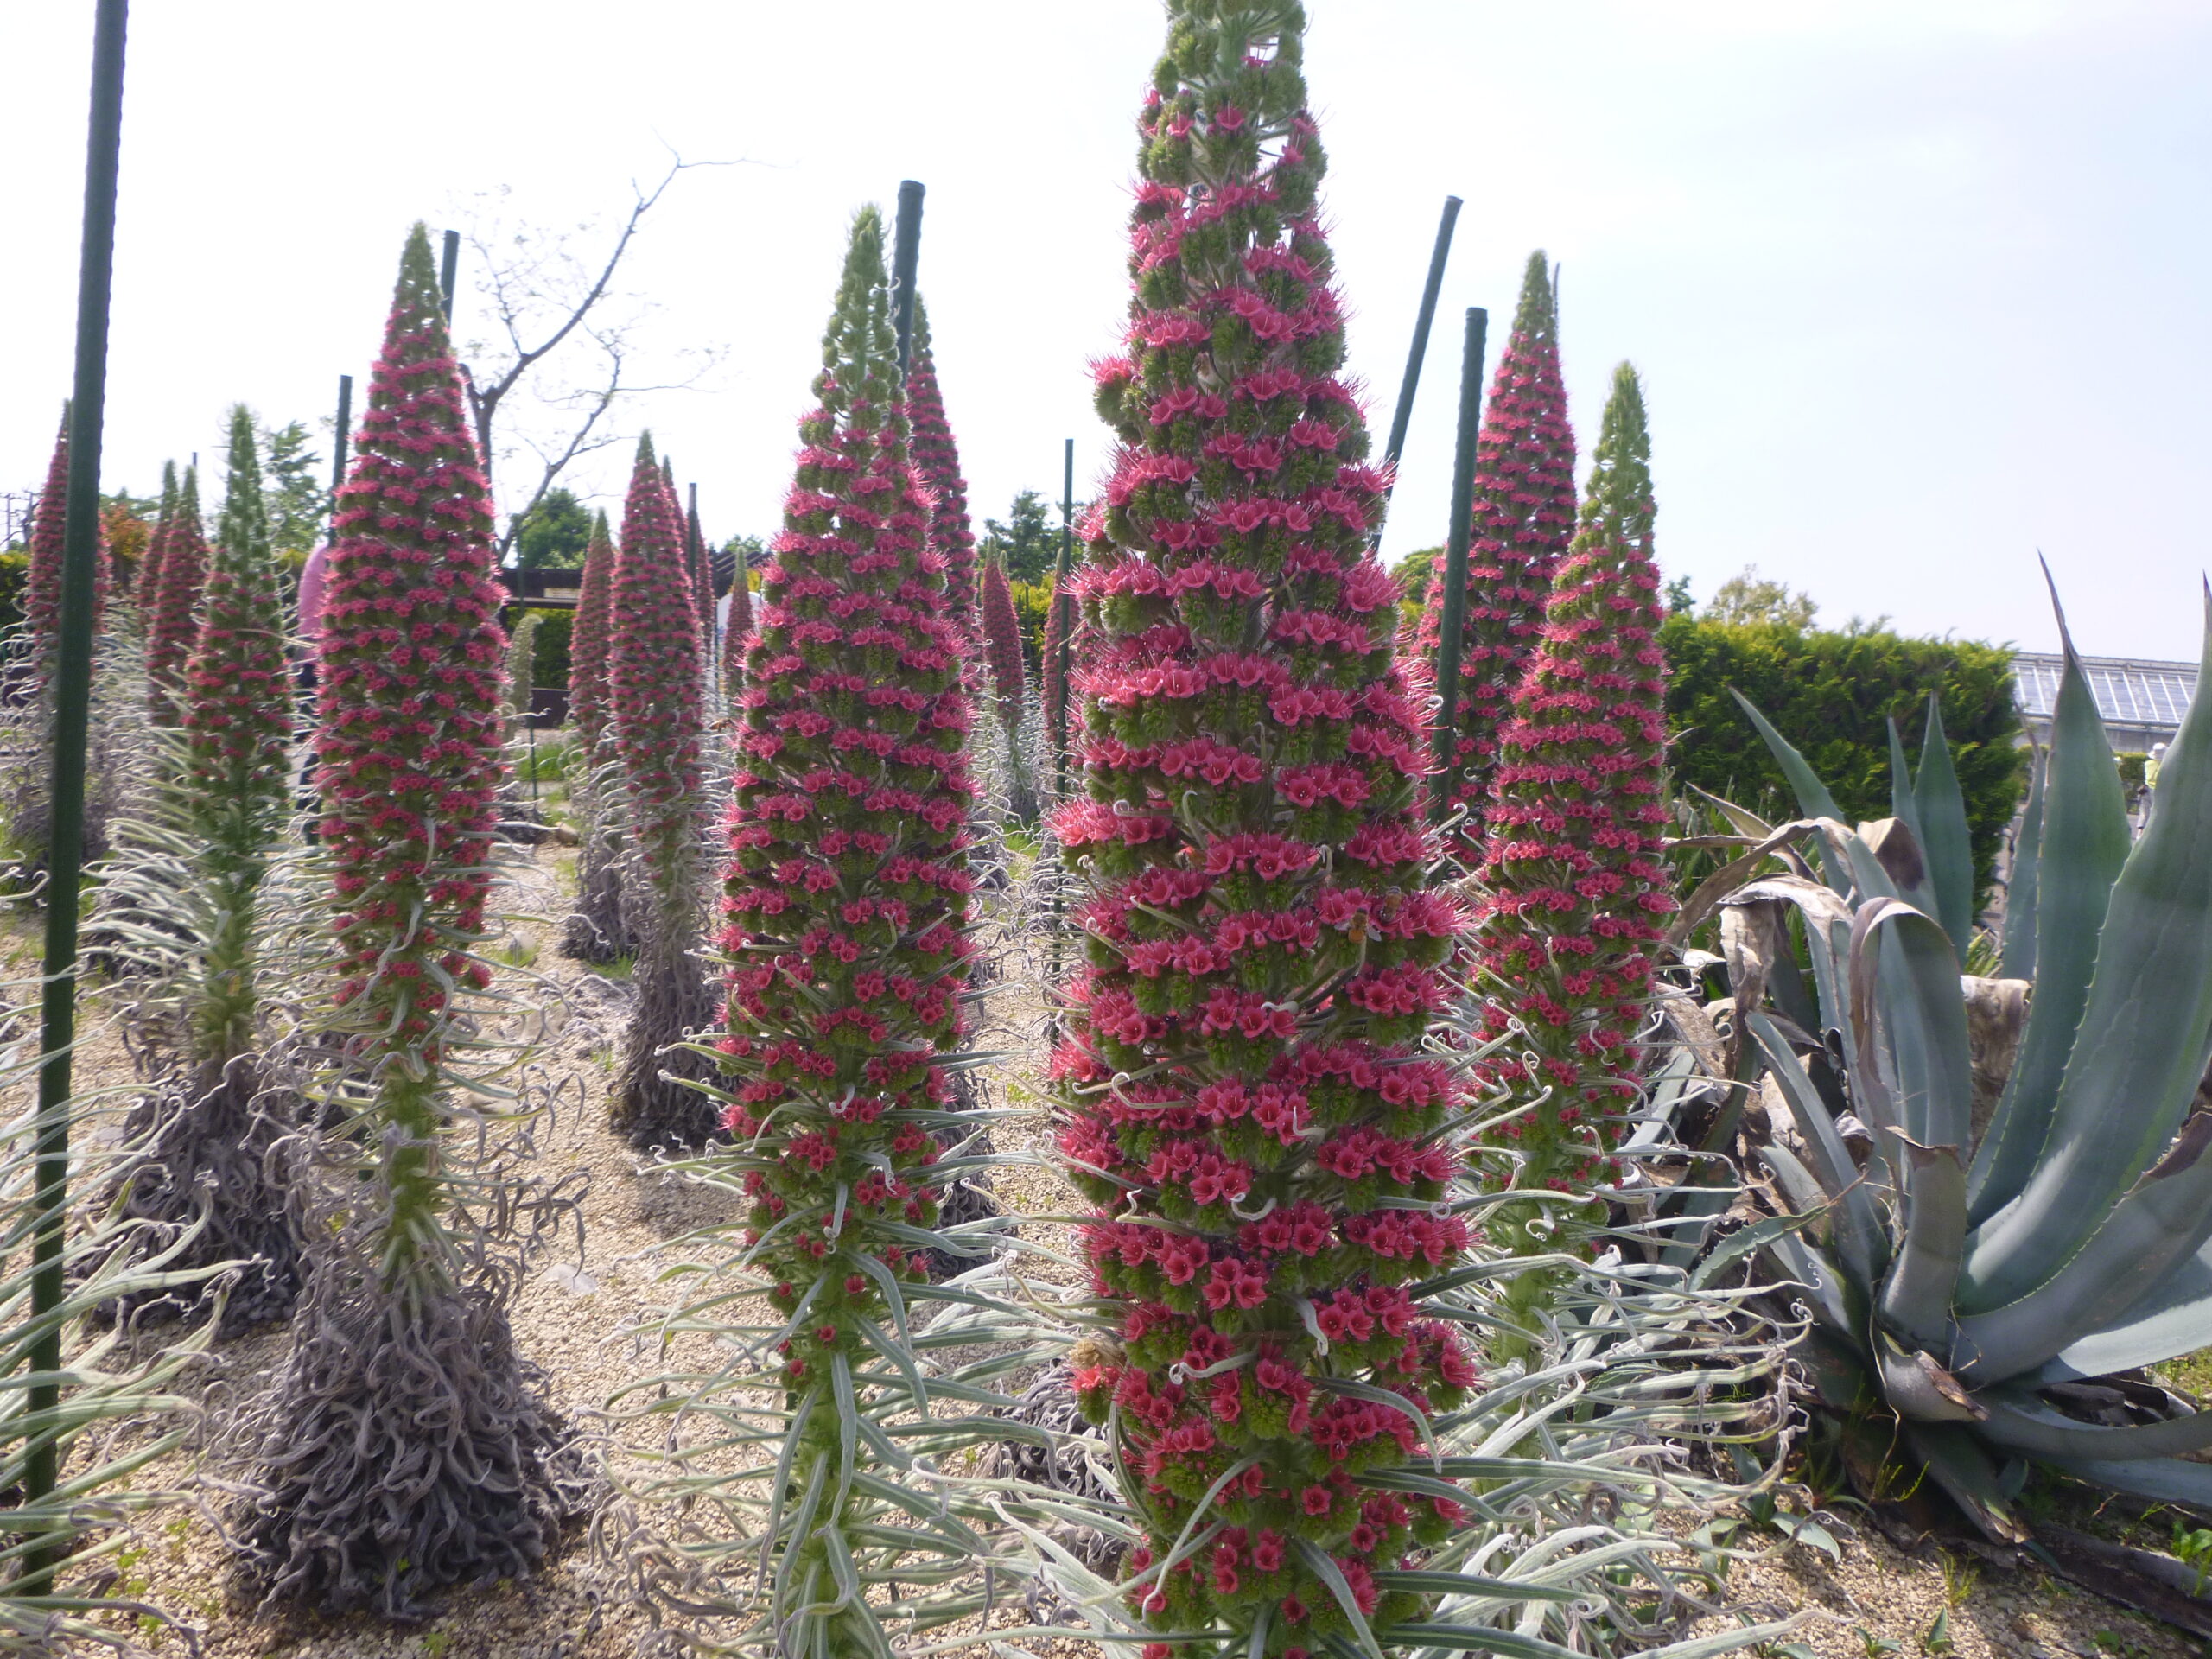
xmin=451 ymin=155 xmax=734 ymax=559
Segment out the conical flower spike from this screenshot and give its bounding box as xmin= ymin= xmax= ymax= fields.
xmin=1414 ymin=251 xmax=1576 ymax=849
xmin=1052 ymin=7 xmax=1478 ymax=1644
xmin=1473 ymin=361 xmax=1672 ymax=1308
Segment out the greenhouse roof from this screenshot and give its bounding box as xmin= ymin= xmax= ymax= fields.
xmin=2012 ymin=651 xmax=2199 ymax=736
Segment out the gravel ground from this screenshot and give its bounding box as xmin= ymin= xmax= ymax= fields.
xmin=13 ymin=842 xmax=2204 ymax=1658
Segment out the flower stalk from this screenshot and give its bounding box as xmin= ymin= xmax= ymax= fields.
xmin=1053 ymin=7 xmax=1479 ymax=1649
xmin=1471 ymin=362 xmax=1671 ymax=1331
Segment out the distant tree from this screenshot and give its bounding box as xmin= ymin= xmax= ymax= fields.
xmin=100 ymin=501 xmax=151 ymax=598
xmin=101 ymin=486 xmax=162 ymax=519
xmin=508 ymin=486 xmax=594 ymax=569
xmin=260 ymin=418 xmax=325 ymax=555
xmin=1704 ymin=563 xmax=1817 ymax=629
xmin=1663 ymin=572 xmax=1694 ymax=614
xmin=1389 ymin=545 xmax=1438 ymax=606
xmin=451 ymin=159 xmax=730 ymax=561
xmin=978 ymin=489 xmax=1058 ymax=584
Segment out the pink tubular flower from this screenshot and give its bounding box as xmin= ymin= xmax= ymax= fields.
xmin=1059 ymin=8 xmax=1480 ymax=1645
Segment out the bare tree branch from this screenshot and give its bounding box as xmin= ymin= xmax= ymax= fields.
xmin=449 ymin=151 xmax=741 ymax=558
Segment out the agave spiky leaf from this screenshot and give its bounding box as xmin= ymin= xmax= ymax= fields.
xmin=1721 ymin=579 xmax=2212 ymax=1532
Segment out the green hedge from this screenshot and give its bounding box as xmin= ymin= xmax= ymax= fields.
xmin=524 ymin=607 xmax=572 ymax=697
xmin=1010 ymin=576 xmax=1053 ymax=676
xmin=1661 ymin=615 xmax=2027 ymax=902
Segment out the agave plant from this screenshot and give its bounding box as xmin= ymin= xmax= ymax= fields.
xmin=1714 ymin=584 xmax=2212 ymax=1539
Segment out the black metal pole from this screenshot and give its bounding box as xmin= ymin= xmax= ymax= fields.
xmin=328 ymin=372 xmax=353 ymax=529
xmin=891 ymin=180 xmax=925 ymax=380
xmin=439 ymin=228 xmax=460 ymax=321
xmin=1376 ymin=195 xmax=1461 ymax=537
xmin=1430 ymin=306 xmax=1487 ymax=812
xmin=28 ymin=0 xmax=128 ymax=1567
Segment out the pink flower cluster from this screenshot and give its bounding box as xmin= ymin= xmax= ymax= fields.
xmin=1471 ymin=367 xmax=1671 ymax=1233
xmin=608 ymin=442 xmax=705 ymax=886
xmin=977 ymin=555 xmax=1026 ymax=721
xmin=145 ymin=469 xmax=212 ymax=722
xmin=1056 ymin=18 xmax=1481 ymax=1652
xmin=182 ymin=501 xmax=292 ymax=806
xmin=24 ymin=413 xmax=111 ymax=676
xmin=1410 ymin=251 xmax=1577 ymax=851
xmin=568 ymin=514 xmax=614 ymax=753
xmin=904 ymin=303 xmax=977 ymax=625
xmin=719 ymin=209 xmax=977 ymax=1391
xmin=315 ymin=232 xmax=507 ymax=1047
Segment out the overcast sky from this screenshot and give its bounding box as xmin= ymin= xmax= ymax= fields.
xmin=3 ymin=1 xmax=2208 ymax=659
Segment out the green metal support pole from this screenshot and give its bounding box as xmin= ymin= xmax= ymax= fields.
xmin=891 ymin=180 xmax=925 ymax=381
xmin=439 ymin=228 xmax=460 ymax=321
xmin=27 ymin=0 xmax=128 ymax=1573
xmin=1377 ymin=195 xmax=1461 ymax=541
xmin=328 ymin=372 xmax=353 ymax=527
xmin=1430 ymin=306 xmax=1487 ymax=816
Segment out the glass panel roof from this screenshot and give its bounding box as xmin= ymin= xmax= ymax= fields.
xmin=2012 ymin=652 xmax=2199 ymax=729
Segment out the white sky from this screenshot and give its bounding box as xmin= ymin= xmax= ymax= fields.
xmin=3 ymin=1 xmax=2208 ymax=659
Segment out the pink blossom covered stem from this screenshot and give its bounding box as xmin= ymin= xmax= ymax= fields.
xmin=1052 ymin=9 xmax=1479 ymax=1649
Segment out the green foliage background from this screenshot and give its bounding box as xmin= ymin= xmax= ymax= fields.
xmin=510 ymin=487 xmax=594 ymax=570
xmin=520 ymin=606 xmax=572 ymax=695
xmin=1009 ymin=576 xmax=1053 ymax=676
xmin=980 ymin=490 xmax=1059 ymax=584
xmin=1659 ymin=613 xmax=2027 ymax=899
